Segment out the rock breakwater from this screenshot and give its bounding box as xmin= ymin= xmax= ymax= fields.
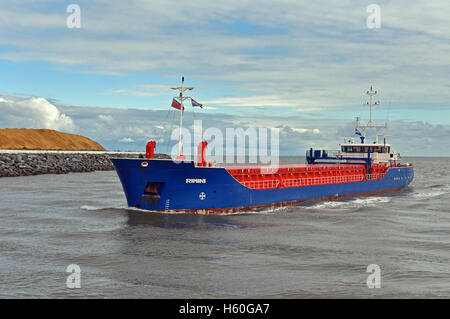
xmin=0 ymin=152 xmax=170 ymax=177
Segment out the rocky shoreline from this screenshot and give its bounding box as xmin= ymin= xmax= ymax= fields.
xmin=0 ymin=152 xmax=170 ymax=177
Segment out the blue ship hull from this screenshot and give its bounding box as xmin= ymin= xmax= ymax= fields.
xmin=111 ymin=158 xmax=414 ymax=213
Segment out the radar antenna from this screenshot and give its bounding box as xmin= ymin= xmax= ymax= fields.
xmin=356 ymin=86 xmax=387 ymax=143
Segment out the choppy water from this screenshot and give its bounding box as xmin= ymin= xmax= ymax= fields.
xmin=0 ymin=157 xmax=449 ymax=298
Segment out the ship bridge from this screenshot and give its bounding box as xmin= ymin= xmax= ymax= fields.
xmin=306 ymin=86 xmax=402 ymax=167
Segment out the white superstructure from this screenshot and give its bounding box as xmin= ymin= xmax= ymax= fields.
xmin=337 ymin=86 xmax=400 ymax=165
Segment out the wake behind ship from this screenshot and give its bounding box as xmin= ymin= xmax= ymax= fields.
xmin=111 ymin=80 xmax=414 ymax=213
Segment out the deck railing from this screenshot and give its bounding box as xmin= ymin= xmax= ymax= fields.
xmin=239 ymin=173 xmax=386 ymax=190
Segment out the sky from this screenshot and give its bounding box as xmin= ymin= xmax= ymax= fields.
xmin=0 ymin=0 xmax=449 ymax=156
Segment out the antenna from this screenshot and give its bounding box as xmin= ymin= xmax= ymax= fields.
xmin=364 ymin=85 xmax=380 ymax=125
xmin=356 ymin=86 xmax=387 ymax=144
xmin=171 ymin=76 xmax=195 ymax=158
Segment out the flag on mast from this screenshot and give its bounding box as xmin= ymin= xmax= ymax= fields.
xmin=171 ymin=98 xmax=184 ymax=110
xmin=191 ymin=98 xmax=203 ymax=108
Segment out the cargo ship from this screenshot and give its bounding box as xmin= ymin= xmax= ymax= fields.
xmin=111 ymin=79 xmax=414 ymax=213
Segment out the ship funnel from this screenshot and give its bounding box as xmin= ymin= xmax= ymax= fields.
xmin=146 ymin=140 xmax=156 ymax=159
xmin=197 ymin=141 xmax=208 ymax=166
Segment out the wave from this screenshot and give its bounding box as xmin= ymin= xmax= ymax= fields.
xmin=302 ymin=196 xmax=391 ymax=210
xmin=411 ymin=190 xmax=447 ymax=199
xmin=80 ymin=205 xmax=104 ymax=211
xmin=428 ymin=184 xmax=447 ymax=189
xmin=245 ymin=206 xmax=292 ymax=215
xmin=81 ymin=196 xmax=396 ymax=215
xmin=80 ymin=205 xmax=175 ymax=214
xmin=80 ymin=205 xmax=130 ymax=212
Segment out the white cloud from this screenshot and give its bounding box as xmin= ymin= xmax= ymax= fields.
xmin=0 ymin=95 xmax=74 ymax=132
xmin=291 ymin=128 xmax=309 ymax=134
xmin=0 ymin=1 xmax=449 ymax=108
xmin=2 ymin=92 xmax=448 ymax=155
xmin=291 ymin=128 xmax=321 ymax=134
xmin=0 ymin=1 xmax=449 ymax=154
xmin=111 ymin=84 xmax=172 ymax=97
xmin=205 ymin=95 xmax=336 ymax=108
xmin=98 ymin=114 xmax=114 ymax=124
xmin=47 ymin=101 xmax=450 ymax=156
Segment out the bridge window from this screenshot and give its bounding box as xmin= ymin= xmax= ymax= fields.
xmin=342 ymin=146 xmax=352 ymax=152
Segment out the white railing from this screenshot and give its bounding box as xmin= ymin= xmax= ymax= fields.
xmin=239 ymin=173 xmax=386 ymax=189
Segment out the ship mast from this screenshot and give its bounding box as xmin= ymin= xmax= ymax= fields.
xmin=171 ymin=76 xmax=194 ymax=158
xmin=356 ymin=86 xmax=387 ymax=144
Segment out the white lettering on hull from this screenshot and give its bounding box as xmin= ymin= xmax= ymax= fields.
xmin=186 ymin=178 xmax=206 ymax=184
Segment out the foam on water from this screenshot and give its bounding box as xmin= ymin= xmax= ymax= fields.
xmin=80 ymin=205 xmax=105 ymax=211
xmin=303 ymin=196 xmax=391 ymax=210
xmin=412 ymin=190 xmax=447 ymax=199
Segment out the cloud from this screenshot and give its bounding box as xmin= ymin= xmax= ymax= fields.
xmin=51 ymin=101 xmax=450 ymax=156
xmin=291 ymin=128 xmax=321 ymax=134
xmin=0 ymin=95 xmax=74 ymax=132
xmin=111 ymin=84 xmax=172 ymax=97
xmin=2 ymin=91 xmax=450 ymax=156
xmin=0 ymin=1 xmax=449 ymax=155
xmin=120 ymin=137 xmax=134 ymax=143
xmin=205 ymin=95 xmax=336 ymax=108
xmin=98 ymin=114 xmax=114 ymax=124
xmin=0 ymin=0 xmax=449 ymax=109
